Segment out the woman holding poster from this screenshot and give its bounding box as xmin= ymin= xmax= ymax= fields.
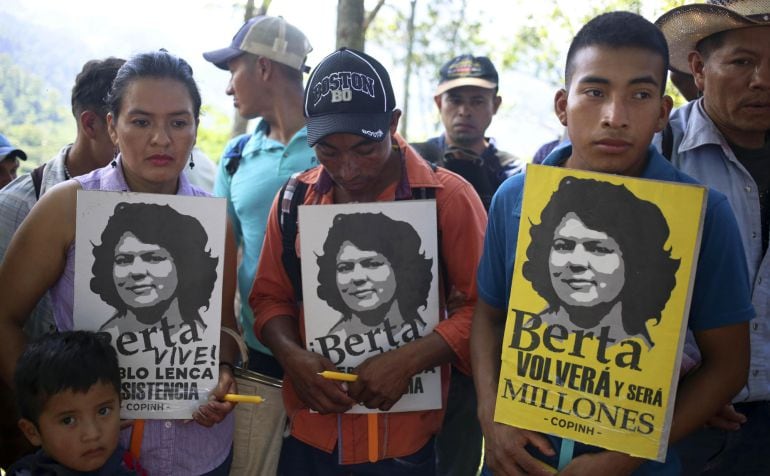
xmin=523 ymin=176 xmax=680 ymax=347
xmin=316 ymin=212 xmax=433 ymax=336
xmin=0 ymin=50 xmax=239 ymax=475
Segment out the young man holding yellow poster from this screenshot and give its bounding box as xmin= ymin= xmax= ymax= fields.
xmin=471 ymin=11 xmax=754 ymax=476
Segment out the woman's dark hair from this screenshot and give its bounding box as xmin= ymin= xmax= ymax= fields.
xmin=522 ymin=177 xmax=680 ymax=341
xmin=316 ymin=213 xmax=433 ymax=322
xmin=14 ymin=331 xmax=120 ymax=425
xmin=106 ymin=50 xmax=202 ymax=120
xmin=90 ymin=202 xmax=218 ymax=325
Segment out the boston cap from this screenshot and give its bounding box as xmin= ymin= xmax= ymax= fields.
xmin=304 ymin=48 xmax=396 ymax=147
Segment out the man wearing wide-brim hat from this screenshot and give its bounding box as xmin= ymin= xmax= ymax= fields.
xmin=655 ymin=1 xmax=770 ymax=474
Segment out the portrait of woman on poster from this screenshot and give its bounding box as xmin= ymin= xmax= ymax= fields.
xmin=522 ymin=176 xmax=680 ymax=347
xmin=316 ymin=212 xmax=433 ymax=336
xmin=92 ymin=201 xmax=218 ymax=336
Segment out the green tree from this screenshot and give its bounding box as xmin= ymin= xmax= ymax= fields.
xmin=368 ymin=0 xmax=487 ymax=140
xmin=0 ymin=54 xmax=72 ymax=168
xmin=501 ymin=0 xmax=691 ymax=105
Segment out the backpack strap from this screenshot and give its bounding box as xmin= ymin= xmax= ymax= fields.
xmin=31 ymin=163 xmax=47 ymax=200
xmin=223 ymin=134 xmax=251 ymax=176
xmin=277 ymin=173 xmax=309 ymax=301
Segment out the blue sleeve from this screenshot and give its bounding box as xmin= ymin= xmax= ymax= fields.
xmin=477 ymin=175 xmax=524 ymax=310
xmin=688 ymin=190 xmax=755 ymax=330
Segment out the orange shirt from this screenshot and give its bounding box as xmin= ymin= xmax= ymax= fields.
xmin=250 ymin=134 xmax=487 ymax=464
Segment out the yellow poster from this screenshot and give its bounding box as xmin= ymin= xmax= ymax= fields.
xmin=494 ymin=165 xmax=706 ymax=462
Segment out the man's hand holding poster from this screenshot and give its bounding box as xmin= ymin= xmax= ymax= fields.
xmin=494 ymin=165 xmax=706 ymax=461
xmin=299 ymin=200 xmax=441 ymax=413
xmin=73 ymin=191 xmax=227 ymax=419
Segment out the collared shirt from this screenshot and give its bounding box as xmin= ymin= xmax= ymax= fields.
xmin=0 ymin=145 xmax=70 ymax=338
xmin=250 ymin=133 xmax=487 ymax=464
xmin=666 ymin=98 xmax=770 ymax=402
xmin=477 ymin=144 xmax=754 ymax=471
xmin=48 ymin=158 xmax=233 ymax=475
xmin=214 ymin=120 xmax=318 ymax=353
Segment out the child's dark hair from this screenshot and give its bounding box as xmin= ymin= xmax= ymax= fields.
xmin=565 ymin=11 xmax=670 ymax=94
xmin=14 ymin=331 xmax=120 ymax=425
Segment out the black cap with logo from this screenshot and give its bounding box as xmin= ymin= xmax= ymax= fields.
xmin=435 ymin=54 xmax=499 ymax=96
xmin=303 ymin=48 xmax=396 ymax=147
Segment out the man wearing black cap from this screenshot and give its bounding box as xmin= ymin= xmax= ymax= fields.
xmin=0 ymin=133 xmax=27 ymax=189
xmin=656 ymin=2 xmax=770 ymax=474
xmin=413 ymin=55 xmax=523 ymax=211
xmin=251 ymin=48 xmax=487 ymax=474
xmin=203 ymin=16 xmax=318 ymax=474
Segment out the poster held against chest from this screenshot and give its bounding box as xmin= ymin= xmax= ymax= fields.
xmin=300 ymin=200 xmax=441 ymax=413
xmin=74 ymin=190 xmax=227 ymax=419
xmin=494 ymin=165 xmax=707 ymax=461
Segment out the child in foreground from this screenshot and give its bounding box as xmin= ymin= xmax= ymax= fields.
xmin=9 ymin=331 xmax=145 ymax=475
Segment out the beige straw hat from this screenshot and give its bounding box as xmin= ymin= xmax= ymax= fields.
xmin=655 ymin=0 xmax=770 ymax=73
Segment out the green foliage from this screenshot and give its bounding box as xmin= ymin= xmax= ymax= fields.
xmin=0 ymin=54 xmax=73 ymax=169
xmin=501 ymin=0 xmax=689 ymax=87
xmin=368 ymin=0 xmax=489 ymax=136
xmin=197 ymin=105 xmax=234 ymax=164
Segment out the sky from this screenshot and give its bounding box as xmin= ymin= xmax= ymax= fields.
xmin=1 ymin=0 xmax=599 ymax=158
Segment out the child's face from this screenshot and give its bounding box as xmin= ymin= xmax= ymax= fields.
xmin=18 ymin=381 xmax=121 ymax=472
xmin=555 ymin=45 xmax=672 ymax=177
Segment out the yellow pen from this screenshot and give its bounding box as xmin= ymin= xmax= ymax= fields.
xmin=318 ymin=370 xmax=359 ymax=382
xmin=223 ymin=394 xmax=264 ymax=404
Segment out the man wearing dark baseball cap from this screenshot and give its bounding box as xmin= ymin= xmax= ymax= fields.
xmin=412 ymin=53 xmax=522 ymax=476
xmin=0 ymin=133 xmax=27 ymax=189
xmin=252 ymin=47 xmax=487 ymax=473
xmin=413 ymin=55 xmax=522 ymax=213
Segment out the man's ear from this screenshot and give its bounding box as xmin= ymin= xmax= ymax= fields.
xmin=688 ymin=51 xmax=706 ymax=92
xmin=657 ymin=94 xmax=674 ymax=132
xmin=389 ymin=109 xmax=402 ymax=136
xmin=79 ymin=110 xmax=102 ymax=140
xmin=433 ymin=95 xmax=442 ymax=110
xmin=554 ymin=89 xmax=568 ymax=126
xmin=18 ymin=418 xmax=42 ymax=447
xmin=493 ymin=95 xmax=502 ymax=115
xmin=257 ymin=56 xmax=273 ymax=80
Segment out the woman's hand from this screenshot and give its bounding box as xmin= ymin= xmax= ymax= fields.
xmin=192 ymin=364 xmax=237 ymax=427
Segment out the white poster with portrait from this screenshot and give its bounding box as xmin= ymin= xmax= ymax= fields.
xmin=73 ymin=190 xmax=227 ymax=420
xmin=299 ymin=200 xmax=441 ymax=413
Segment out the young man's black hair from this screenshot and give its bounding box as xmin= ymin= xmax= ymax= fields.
xmin=564 ymin=11 xmax=670 ymax=93
xmin=71 ymin=57 xmax=126 ymax=118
